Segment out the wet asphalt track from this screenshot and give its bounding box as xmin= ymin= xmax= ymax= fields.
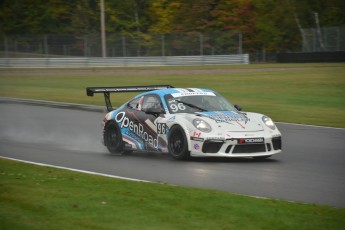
xmin=1 ymin=100 xmax=345 ymax=208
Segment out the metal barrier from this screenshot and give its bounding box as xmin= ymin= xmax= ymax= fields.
xmin=0 ymin=54 xmax=249 ymax=68
xmin=1 ymin=32 xmax=243 ymax=57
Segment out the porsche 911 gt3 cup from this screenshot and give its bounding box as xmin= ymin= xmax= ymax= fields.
xmin=86 ymin=85 xmax=282 ymax=160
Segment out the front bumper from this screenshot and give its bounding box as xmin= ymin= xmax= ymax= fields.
xmin=190 ymin=135 xmax=282 ymax=158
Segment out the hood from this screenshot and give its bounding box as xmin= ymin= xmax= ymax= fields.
xmin=195 ymin=111 xmax=264 ymax=132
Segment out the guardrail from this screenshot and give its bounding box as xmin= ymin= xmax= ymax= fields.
xmin=0 ymin=54 xmax=249 ymax=68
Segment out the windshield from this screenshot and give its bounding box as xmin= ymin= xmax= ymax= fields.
xmin=164 ymin=92 xmax=237 ymax=114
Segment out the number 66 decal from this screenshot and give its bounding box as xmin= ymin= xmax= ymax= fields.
xmin=157 ymin=123 xmax=167 ymax=134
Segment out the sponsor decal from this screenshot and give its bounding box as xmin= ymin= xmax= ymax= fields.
xmin=115 ymin=111 xmax=158 ymax=148
xmin=171 ymin=92 xmax=216 ymax=97
xmin=125 ymin=130 xmax=143 ymax=146
xmin=237 ymin=138 xmax=264 ymax=144
xmin=193 ymin=131 xmax=202 ymax=137
xmin=190 ymin=137 xmax=204 ymax=142
xmin=198 ymin=111 xmax=250 ymax=124
xmin=238 ymin=139 xmax=246 ymax=144
xmin=168 ymin=115 xmax=176 ymax=122
xmin=194 ymin=144 xmax=200 ymax=150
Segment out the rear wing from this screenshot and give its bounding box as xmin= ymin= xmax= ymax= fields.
xmin=86 ymin=85 xmax=174 ymax=112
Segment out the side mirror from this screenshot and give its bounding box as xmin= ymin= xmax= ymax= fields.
xmin=234 ymin=104 xmax=242 ymax=111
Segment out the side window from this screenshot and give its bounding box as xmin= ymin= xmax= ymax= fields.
xmin=142 ymin=95 xmax=163 ymax=111
xmin=127 ymin=96 xmax=143 ymax=110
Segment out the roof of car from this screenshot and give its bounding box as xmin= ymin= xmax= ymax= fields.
xmin=136 ymin=88 xmax=214 ymax=98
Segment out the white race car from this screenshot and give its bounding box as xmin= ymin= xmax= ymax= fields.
xmin=87 ymin=85 xmax=282 ymax=160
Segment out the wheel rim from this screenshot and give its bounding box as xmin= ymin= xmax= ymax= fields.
xmin=170 ymin=130 xmax=184 ymax=155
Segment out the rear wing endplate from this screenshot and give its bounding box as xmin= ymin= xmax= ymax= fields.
xmin=86 ymin=85 xmax=174 ymax=112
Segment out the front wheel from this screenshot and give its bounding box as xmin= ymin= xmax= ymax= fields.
xmin=104 ymin=121 xmax=124 ymax=154
xmin=168 ymin=125 xmax=190 ymax=160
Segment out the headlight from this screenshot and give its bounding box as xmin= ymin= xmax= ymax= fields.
xmin=193 ymin=119 xmax=212 ymax=133
xmin=262 ymin=116 xmax=276 ymax=130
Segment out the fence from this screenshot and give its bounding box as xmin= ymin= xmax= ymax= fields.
xmin=301 ymin=26 xmax=345 ymax=52
xmin=0 ymin=32 xmax=242 ymax=58
xmin=0 ymin=55 xmax=249 ymax=68
xmin=2 ymin=27 xmax=343 ymax=63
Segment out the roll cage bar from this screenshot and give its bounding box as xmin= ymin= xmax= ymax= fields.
xmin=86 ymin=85 xmax=174 ymax=112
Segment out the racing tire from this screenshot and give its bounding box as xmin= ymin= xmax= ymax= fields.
xmin=104 ymin=121 xmax=124 ymax=155
xmin=168 ymin=125 xmax=190 ymax=160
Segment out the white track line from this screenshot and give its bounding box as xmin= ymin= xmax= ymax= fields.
xmin=0 ymin=156 xmax=152 ymax=183
xmin=276 ymin=122 xmax=345 ymax=131
xmin=1 ymin=156 xmax=307 ymax=205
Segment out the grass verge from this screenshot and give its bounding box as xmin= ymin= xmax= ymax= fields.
xmin=1 ymin=63 xmax=345 ymax=128
xmin=1 ymin=158 xmax=345 ymax=230
xmin=1 ymin=64 xmax=345 ymax=229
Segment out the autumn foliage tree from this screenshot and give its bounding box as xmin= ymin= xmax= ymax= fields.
xmin=0 ymin=0 xmax=344 ymax=53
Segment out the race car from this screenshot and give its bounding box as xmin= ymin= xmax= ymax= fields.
xmin=86 ymin=85 xmax=282 ymax=160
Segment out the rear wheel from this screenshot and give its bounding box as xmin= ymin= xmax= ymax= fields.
xmin=168 ymin=125 xmax=190 ymax=160
xmin=104 ymin=121 xmax=124 ymax=154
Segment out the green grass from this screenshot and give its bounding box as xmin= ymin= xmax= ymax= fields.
xmin=1 ymin=63 xmax=345 ymax=127
xmin=1 ymin=64 xmax=345 ymax=229
xmin=1 ymin=158 xmax=344 ymax=230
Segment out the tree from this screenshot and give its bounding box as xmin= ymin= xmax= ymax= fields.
xmin=1 ymin=0 xmax=344 ymax=53
xmin=0 ymin=0 xmax=98 ymax=34
xmin=211 ymin=0 xmax=257 ymax=52
xmin=253 ymin=0 xmax=300 ymax=52
xmin=105 ymin=0 xmax=151 ymax=33
xmin=168 ymin=0 xmax=218 ymax=32
xmin=289 ymin=0 xmax=345 ymax=28
xmin=148 ymin=0 xmax=177 ymax=33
